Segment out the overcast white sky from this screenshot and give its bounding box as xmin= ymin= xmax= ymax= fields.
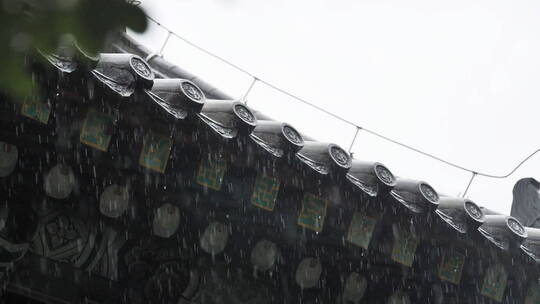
xmin=130 ymin=0 xmax=540 ymax=214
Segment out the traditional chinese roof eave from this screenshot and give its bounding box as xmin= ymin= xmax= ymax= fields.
xmin=34 ymin=32 xmax=540 ymax=263
xmin=1 ymin=30 xmax=539 ymax=303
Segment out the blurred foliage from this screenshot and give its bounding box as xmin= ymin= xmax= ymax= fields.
xmin=0 ymin=0 xmax=148 ymax=99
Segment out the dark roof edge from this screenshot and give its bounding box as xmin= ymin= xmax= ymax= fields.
xmin=106 ymin=32 xmax=232 ymax=100
xmin=108 ymin=32 xmax=318 ymax=141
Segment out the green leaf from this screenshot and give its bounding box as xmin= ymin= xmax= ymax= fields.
xmin=0 ymin=0 xmax=148 ymax=98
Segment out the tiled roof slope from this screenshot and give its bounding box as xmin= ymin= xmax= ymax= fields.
xmin=110 ymin=31 xmax=540 ymax=263
xmin=109 ymin=32 xmax=540 ymax=302
xmin=0 ymin=32 xmax=538 ymax=303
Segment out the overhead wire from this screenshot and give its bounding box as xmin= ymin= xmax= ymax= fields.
xmin=143 ymin=13 xmax=540 ymax=181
